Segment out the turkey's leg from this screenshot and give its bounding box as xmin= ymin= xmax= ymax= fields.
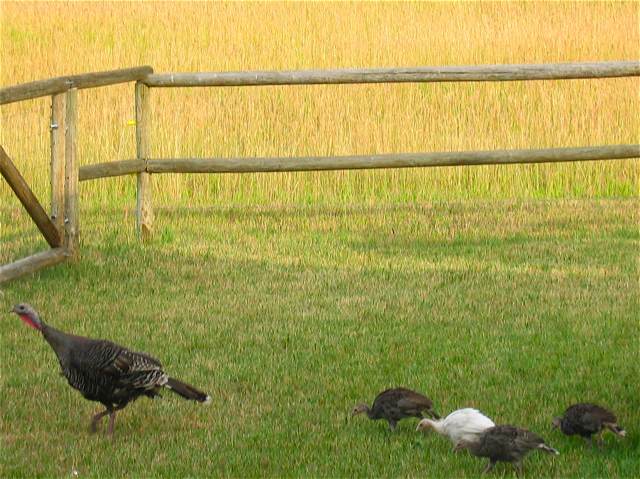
xmin=107 ymin=411 xmax=117 ymax=435
xmin=595 ymin=431 xmax=605 ymax=449
xmin=90 ymin=409 xmax=111 ymax=433
xmin=482 ymin=460 xmax=495 ymax=474
xmin=513 ymin=461 xmax=524 ymax=477
xmin=107 ymin=404 xmax=127 ymax=435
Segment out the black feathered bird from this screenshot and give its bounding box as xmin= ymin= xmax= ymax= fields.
xmin=11 ymin=303 xmax=210 ymax=435
xmin=552 ymin=403 xmax=626 ymax=447
xmin=351 ymin=387 xmax=439 ymax=431
xmin=455 ymin=425 xmax=559 ymax=476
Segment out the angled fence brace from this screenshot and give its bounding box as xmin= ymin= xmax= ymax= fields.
xmin=0 ymin=146 xmax=61 ymax=248
xmin=0 ymin=146 xmax=66 ymax=283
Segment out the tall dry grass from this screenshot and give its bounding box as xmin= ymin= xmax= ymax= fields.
xmin=1 ymin=1 xmax=638 ymax=209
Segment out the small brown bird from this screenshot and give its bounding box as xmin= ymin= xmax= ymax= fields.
xmin=552 ymin=403 xmax=626 ymax=448
xmin=351 ymin=387 xmax=439 ymax=431
xmin=455 ymin=425 xmax=559 ymax=476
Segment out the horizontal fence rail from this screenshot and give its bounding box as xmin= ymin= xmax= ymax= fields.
xmin=78 ymin=145 xmax=640 ymax=181
xmin=144 ymin=61 xmax=640 ymax=87
xmin=0 ymin=248 xmax=68 ymax=283
xmin=0 ymin=66 xmax=153 ymax=105
xmin=79 ymin=159 xmax=145 ymax=181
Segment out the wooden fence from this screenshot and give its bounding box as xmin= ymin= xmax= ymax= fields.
xmin=1 ymin=61 xmax=639 ymax=283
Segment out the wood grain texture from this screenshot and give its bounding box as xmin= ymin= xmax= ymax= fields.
xmin=0 ymin=146 xmax=61 ymax=248
xmin=79 ymin=159 xmax=145 ymax=181
xmin=144 ymin=145 xmax=640 ymax=174
xmin=75 ymin=145 xmax=639 ymax=180
xmin=135 ymin=81 xmax=153 ymax=240
xmin=144 ymin=61 xmax=640 ymax=87
xmin=0 ymin=66 xmax=153 ymax=105
xmin=0 ymin=78 xmax=69 ymax=105
xmin=50 ymin=93 xmax=66 ymax=233
xmin=64 ymin=88 xmax=78 ymax=254
xmin=0 ymin=248 xmax=68 ymax=284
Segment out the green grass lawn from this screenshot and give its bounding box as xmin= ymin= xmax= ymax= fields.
xmin=1 ymin=199 xmax=638 ymax=477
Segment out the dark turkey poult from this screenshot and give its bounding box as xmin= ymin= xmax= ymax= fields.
xmin=454 ymin=425 xmax=559 ymax=476
xmin=10 ymin=303 xmax=210 ymax=435
xmin=351 ymin=387 xmax=439 ymax=431
xmin=552 ymin=403 xmax=626 ymax=448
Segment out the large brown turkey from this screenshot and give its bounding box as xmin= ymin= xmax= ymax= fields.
xmin=11 ymin=303 xmax=210 ymax=435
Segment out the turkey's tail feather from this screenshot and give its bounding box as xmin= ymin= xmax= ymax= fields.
xmin=605 ymin=423 xmax=627 ymax=437
xmin=166 ymin=377 xmax=210 ymax=403
xmin=538 ymin=444 xmax=560 ymax=455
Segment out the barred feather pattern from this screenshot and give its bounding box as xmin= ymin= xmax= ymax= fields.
xmin=44 ymin=325 xmax=170 ymax=408
xmin=469 ymin=425 xmax=557 ymax=463
xmin=370 ymin=388 xmax=437 ymax=421
xmin=559 ymin=403 xmax=621 ymax=438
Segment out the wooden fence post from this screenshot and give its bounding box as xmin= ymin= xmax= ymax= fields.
xmin=135 ymin=81 xmax=153 ymax=239
xmin=64 ymin=88 xmax=78 ymax=255
xmin=50 ymin=93 xmax=66 ymax=234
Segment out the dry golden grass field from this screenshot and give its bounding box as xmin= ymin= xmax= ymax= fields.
xmin=1 ymin=1 xmax=638 ymax=209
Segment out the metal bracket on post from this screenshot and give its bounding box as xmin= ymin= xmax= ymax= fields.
xmin=50 ymin=93 xmax=66 ymax=233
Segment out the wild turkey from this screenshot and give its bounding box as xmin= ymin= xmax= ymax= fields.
xmin=552 ymin=403 xmax=626 ymax=447
xmin=10 ymin=303 xmax=210 ymax=435
xmin=351 ymin=387 xmax=439 ymax=431
xmin=454 ymin=425 xmax=559 ymax=476
xmin=417 ymin=408 xmax=495 ymax=447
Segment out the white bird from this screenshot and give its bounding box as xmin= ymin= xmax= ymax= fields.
xmin=416 ymin=408 xmax=495 ymax=447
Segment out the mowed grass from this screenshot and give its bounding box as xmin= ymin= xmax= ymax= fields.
xmin=1 ymin=199 xmax=638 ymax=477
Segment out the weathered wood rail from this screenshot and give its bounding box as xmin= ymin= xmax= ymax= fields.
xmin=1 ymin=61 xmax=639 ymax=283
xmin=0 ymin=66 xmax=153 ymax=105
xmin=78 ymin=145 xmax=640 ymax=180
xmin=144 ymin=61 xmax=640 ymax=87
xmin=0 ymin=248 xmax=69 ymax=283
xmin=0 ymin=146 xmax=61 ymax=248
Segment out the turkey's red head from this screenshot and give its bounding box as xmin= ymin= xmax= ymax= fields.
xmin=11 ymin=303 xmax=44 ymax=331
